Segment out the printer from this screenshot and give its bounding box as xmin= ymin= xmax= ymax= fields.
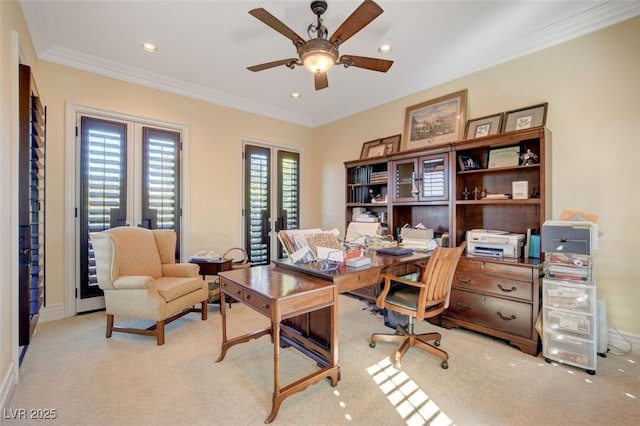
xmin=466 ymin=229 xmax=525 ymax=258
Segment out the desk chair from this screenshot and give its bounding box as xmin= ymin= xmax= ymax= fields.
xmin=370 ymin=242 xmax=466 ymax=369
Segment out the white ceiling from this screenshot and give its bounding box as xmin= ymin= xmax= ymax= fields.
xmin=20 ymin=0 xmax=640 ymax=127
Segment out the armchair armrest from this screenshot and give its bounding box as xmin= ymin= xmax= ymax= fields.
xmin=113 ymin=276 xmax=153 ymax=289
xmin=162 ymin=263 xmax=199 ymax=278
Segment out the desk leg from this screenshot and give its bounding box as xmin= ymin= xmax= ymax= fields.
xmin=216 ymin=289 xmax=271 ymax=363
xmin=266 ymin=321 xmax=282 ymax=424
xmin=216 ymin=291 xmax=228 ymax=362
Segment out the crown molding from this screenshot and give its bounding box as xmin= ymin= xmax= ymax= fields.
xmin=21 ymin=0 xmax=640 ymax=128
xmin=40 ymin=45 xmax=315 ymax=127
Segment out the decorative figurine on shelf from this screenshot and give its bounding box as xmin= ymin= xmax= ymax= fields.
xmin=530 ymin=186 xmax=540 ymax=198
xmin=480 ymin=187 xmax=487 ymax=199
xmin=520 ymin=149 xmax=539 ymax=166
xmin=462 ymin=187 xmax=470 ymax=200
xmin=472 ymin=186 xmax=480 ymax=200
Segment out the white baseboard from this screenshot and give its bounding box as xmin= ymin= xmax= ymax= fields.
xmin=38 ymin=303 xmax=66 ymax=323
xmin=607 ymin=329 xmax=640 ymax=356
xmin=0 ymin=359 xmax=18 ymax=414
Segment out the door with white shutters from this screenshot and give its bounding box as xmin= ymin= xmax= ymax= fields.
xmin=243 ymin=143 xmax=300 ymax=265
xmin=76 ymin=115 xmax=181 ymax=312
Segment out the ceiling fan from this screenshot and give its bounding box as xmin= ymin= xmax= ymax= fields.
xmin=247 ymin=0 xmax=394 ymax=90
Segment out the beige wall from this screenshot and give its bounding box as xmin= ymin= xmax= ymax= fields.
xmin=316 ymin=16 xmax=640 ymax=335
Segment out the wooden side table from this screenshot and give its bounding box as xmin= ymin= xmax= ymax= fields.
xmin=189 ymin=259 xmax=233 ymax=305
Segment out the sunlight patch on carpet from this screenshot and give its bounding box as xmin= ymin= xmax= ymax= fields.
xmin=368 ymin=357 xmax=454 ymax=426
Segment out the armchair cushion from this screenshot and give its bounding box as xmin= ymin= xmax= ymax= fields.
xmin=154 ymin=277 xmax=206 ymax=303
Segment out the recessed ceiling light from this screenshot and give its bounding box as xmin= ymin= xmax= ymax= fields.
xmin=142 ymin=42 xmax=157 ymax=53
xmin=290 ymin=93 xmax=300 ymax=99
xmin=378 ymin=44 xmax=392 ymax=54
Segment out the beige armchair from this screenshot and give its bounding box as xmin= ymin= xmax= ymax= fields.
xmin=90 ymin=226 xmax=208 ymax=345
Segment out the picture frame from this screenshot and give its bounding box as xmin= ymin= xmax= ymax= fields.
xmin=403 ymin=89 xmax=467 ymax=151
xmin=458 ymin=154 xmax=481 ymax=171
xmin=366 ymin=144 xmax=387 ymax=158
xmin=360 ymin=138 xmax=381 ymax=159
xmin=464 ymin=113 xmax=504 ymax=139
xmin=502 ymin=102 xmax=548 ymax=132
xmin=359 ymin=134 xmax=401 ymax=159
xmin=488 ymin=145 xmax=520 ymax=168
xmin=380 ymin=134 xmax=401 ymax=156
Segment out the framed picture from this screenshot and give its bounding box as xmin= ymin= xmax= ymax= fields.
xmin=403 ymin=89 xmax=467 ymax=151
xmin=366 ymin=144 xmax=387 ymax=158
xmin=488 ymin=145 xmax=520 ymax=168
xmin=360 ymin=138 xmax=381 ymax=159
xmin=502 ymin=102 xmax=548 ymax=132
xmin=360 ymin=134 xmax=401 ymax=159
xmin=380 ymin=134 xmax=401 ymax=156
xmin=458 ymin=154 xmax=481 ymax=171
xmin=464 ymin=113 xmax=504 ymax=139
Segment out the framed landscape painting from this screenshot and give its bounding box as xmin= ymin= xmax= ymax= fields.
xmin=403 ymin=89 xmax=467 ymax=151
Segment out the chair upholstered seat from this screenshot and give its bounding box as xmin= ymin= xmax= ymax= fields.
xmin=153 ymin=277 xmax=207 ymax=302
xmin=91 ymin=226 xmax=208 ymax=345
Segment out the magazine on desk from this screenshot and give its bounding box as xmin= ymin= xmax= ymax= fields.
xmin=278 ymin=228 xmax=344 ymax=264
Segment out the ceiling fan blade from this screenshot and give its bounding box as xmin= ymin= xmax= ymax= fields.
xmin=247 ymin=58 xmax=299 ymax=72
xmin=314 ymin=72 xmax=328 ymax=90
xmin=249 ymin=8 xmax=306 ymax=46
xmin=340 ymin=55 xmax=393 ymax=72
xmin=329 ymin=0 xmax=383 ymax=46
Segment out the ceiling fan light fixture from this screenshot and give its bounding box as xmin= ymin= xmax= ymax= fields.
xmin=141 ymin=42 xmax=157 ymax=53
xmin=300 ymin=39 xmax=338 ymax=73
xmin=378 ymin=43 xmax=393 ymax=54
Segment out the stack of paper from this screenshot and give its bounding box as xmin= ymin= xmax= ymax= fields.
xmin=399 ymin=227 xmax=436 ymax=251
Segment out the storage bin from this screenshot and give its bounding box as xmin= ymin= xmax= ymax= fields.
xmin=543 ymin=279 xmax=595 ymax=312
xmin=543 ymin=328 xmax=597 ymax=370
xmin=543 ymin=306 xmax=595 ymax=341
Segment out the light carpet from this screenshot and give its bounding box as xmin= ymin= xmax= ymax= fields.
xmin=5 ymin=294 xmax=639 ymax=425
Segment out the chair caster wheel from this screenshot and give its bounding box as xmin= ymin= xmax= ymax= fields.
xmin=434 ymin=340 xmax=441 ymax=347
xmin=369 ymin=341 xmax=376 ymax=348
xmin=394 ymin=361 xmax=402 ymax=370
xmin=441 ymin=361 xmax=448 ymax=369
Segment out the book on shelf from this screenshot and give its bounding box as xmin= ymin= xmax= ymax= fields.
xmin=484 ymin=193 xmax=511 ymax=200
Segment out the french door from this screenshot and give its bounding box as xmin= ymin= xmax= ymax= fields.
xmin=76 ymin=115 xmax=182 ymax=312
xmin=243 ymin=143 xmax=300 ymax=265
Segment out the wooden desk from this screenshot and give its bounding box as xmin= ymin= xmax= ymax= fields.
xmin=270 ymin=251 xmax=429 ymax=363
xmin=217 ymin=266 xmax=339 ymax=424
xmin=272 ymin=251 xmax=429 ymax=293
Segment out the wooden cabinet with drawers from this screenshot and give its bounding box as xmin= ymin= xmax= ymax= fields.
xmin=441 ymin=256 xmax=543 ymax=355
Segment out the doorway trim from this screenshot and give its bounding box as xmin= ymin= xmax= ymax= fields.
xmin=64 ymin=103 xmax=191 ymax=317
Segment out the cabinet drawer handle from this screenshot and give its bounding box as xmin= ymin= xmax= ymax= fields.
xmin=262 ymin=303 xmax=269 ymax=310
xmin=455 ymin=302 xmax=472 ymax=312
xmin=497 ymin=284 xmax=517 ymax=292
xmin=496 ymin=311 xmax=516 ymax=321
xmin=456 ymin=277 xmax=472 ymax=285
